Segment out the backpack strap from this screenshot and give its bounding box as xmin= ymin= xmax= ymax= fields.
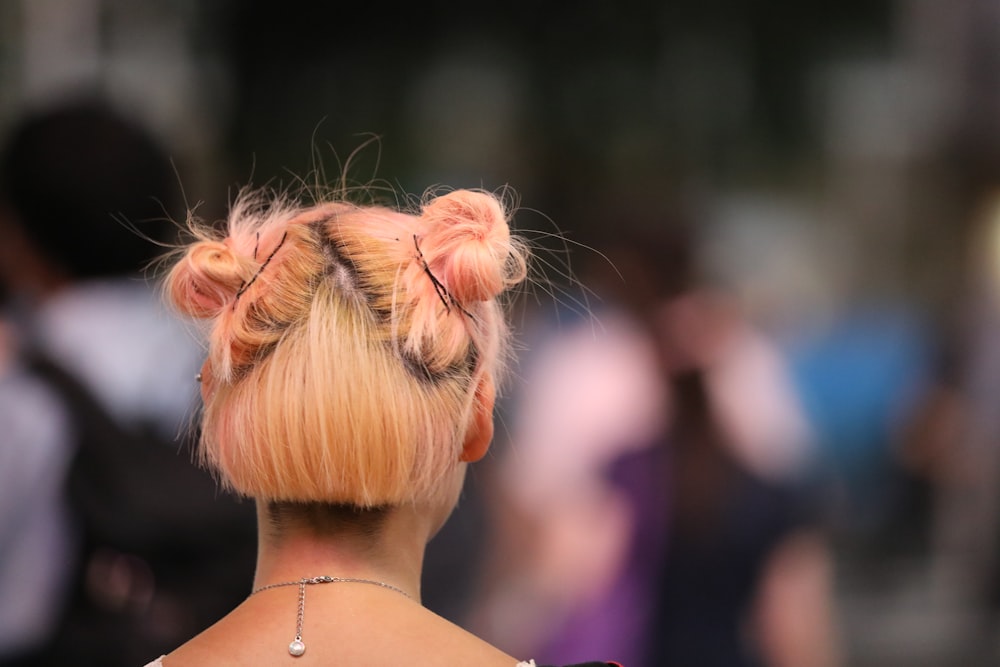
xmin=23 ymin=348 xmax=253 ymax=555
xmin=21 ymin=348 xmax=258 ymax=665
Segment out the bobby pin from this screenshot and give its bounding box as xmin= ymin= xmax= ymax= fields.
xmin=235 ymin=230 xmax=288 ymax=305
xmin=412 ymin=235 xmax=474 ymax=319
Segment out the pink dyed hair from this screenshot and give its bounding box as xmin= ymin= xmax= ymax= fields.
xmin=165 ymin=186 xmax=528 ymax=506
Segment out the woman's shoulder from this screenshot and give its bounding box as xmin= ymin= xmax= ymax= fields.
xmin=142 ymin=658 xmax=164 ymax=667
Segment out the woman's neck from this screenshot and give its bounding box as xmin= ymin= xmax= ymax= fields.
xmin=252 ymin=501 xmax=433 ymax=603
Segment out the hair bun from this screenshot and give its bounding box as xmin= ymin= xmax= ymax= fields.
xmin=419 ymin=189 xmax=517 ymax=304
xmin=168 ymin=240 xmax=250 ymax=317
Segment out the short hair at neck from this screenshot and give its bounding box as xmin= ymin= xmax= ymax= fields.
xmin=264 ymin=501 xmax=390 ymax=541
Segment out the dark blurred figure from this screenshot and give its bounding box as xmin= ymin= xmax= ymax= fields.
xmin=628 ymin=287 xmax=839 ymax=667
xmin=892 ymin=188 xmax=1000 ymax=650
xmin=0 ymin=98 xmax=257 ymax=667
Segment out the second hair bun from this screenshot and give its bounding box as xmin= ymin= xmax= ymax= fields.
xmin=418 ymin=189 xmax=519 ymax=305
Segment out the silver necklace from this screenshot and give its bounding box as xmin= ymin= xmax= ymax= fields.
xmin=250 ymin=575 xmax=414 ymax=657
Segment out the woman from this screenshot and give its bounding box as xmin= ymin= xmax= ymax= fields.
xmin=144 ymin=183 xmax=621 ymax=666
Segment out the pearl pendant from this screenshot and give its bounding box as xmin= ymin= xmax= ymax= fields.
xmin=289 ymin=639 xmax=306 ymax=656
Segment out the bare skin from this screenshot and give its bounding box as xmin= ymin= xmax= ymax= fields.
xmin=162 ymin=501 xmax=520 ymax=666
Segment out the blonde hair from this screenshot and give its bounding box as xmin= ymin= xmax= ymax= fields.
xmin=166 ymin=186 xmax=528 ymax=507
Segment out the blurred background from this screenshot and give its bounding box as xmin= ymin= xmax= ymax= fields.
xmin=3 ymin=1 xmax=1000 ymax=666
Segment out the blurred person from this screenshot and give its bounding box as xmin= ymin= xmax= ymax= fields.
xmin=470 ymin=221 xmax=841 ymax=667
xmin=634 ymin=286 xmax=840 ymax=667
xmin=947 ymin=190 xmax=1000 ymax=651
xmin=465 ymin=290 xmax=669 ymax=665
xmin=144 ymin=180 xmax=622 ymax=666
xmin=781 ymin=300 xmax=934 ymax=545
xmin=0 ymin=98 xmax=257 ymax=666
xmin=894 ymin=188 xmax=1000 ymax=630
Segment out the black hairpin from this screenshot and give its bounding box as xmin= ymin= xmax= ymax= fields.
xmin=413 ymin=235 xmax=473 ymax=319
xmin=235 ymin=230 xmax=288 ymax=305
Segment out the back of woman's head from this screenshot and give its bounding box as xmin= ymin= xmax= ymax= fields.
xmin=165 ymin=186 xmax=528 ymax=507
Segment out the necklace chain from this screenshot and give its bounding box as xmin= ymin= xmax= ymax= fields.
xmin=250 ymin=575 xmax=414 ymax=658
xmin=251 ymin=575 xmax=413 ymax=599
